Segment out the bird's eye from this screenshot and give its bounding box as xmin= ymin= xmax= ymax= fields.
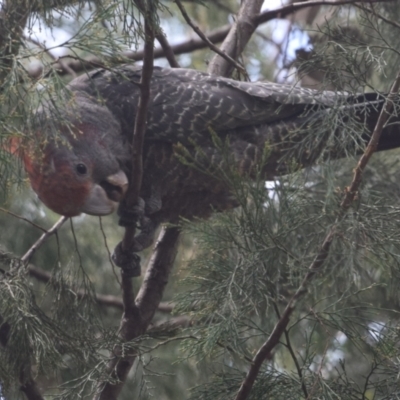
xmin=76 ymin=163 xmax=88 ymax=175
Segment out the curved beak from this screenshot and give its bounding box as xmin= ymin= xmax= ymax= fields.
xmin=104 ymin=170 xmax=129 ymax=202
xmin=81 ymin=170 xmax=129 ymax=216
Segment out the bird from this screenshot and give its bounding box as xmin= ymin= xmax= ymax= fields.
xmin=18 ymin=64 xmax=400 ymax=250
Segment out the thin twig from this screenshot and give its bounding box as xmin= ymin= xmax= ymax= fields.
xmin=285 ymin=328 xmax=309 ymax=397
xmin=23 ymin=33 xmax=77 ymax=77
xmin=234 ymin=70 xmax=400 ymax=400
xmin=21 ymin=216 xmax=67 ymax=264
xmin=273 ymin=302 xmax=308 ymax=398
xmin=216 ymin=341 xmax=254 ymax=364
xmin=306 ymin=309 xmax=335 ymax=399
xmin=361 ymin=362 xmax=378 ymax=400
xmin=175 ymin=0 xmax=245 ymax=74
xmin=0 ymin=207 xmax=46 ymax=232
xmin=98 ymin=217 xmax=121 ymax=286
xmin=26 ymin=0 xmax=392 ymax=79
xmin=354 ymin=3 xmax=400 ymax=37
xmin=23 ymin=34 xmax=56 ymax=60
xmin=156 ymin=31 xmax=180 ymax=68
xmin=121 ymin=9 xmax=155 ymax=252
xmin=69 ymin=218 xmax=83 ymax=267
xmin=148 ymin=315 xmax=191 ymax=332
xmin=27 ymin=263 xmax=174 ymax=312
xmin=143 ymin=334 xmax=195 ymax=352
xmin=255 ymin=0 xmax=394 ymax=25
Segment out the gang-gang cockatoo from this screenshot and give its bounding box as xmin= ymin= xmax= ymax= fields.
xmin=19 ymin=65 xmax=400 ymax=250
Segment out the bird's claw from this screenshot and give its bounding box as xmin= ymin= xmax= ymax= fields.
xmin=117 ymin=189 xmax=161 ymax=252
xmin=117 ymin=198 xmax=157 ymax=248
xmin=128 ymin=215 xmax=157 ymax=252
xmin=111 ymin=215 xmax=157 ymax=276
xmin=111 ymin=243 xmax=141 ymax=277
xmin=117 ymin=197 xmax=145 ymax=227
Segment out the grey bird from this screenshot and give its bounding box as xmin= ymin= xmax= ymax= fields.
xmin=22 ymin=65 xmax=400 ymax=250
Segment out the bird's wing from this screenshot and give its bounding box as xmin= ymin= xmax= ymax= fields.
xmin=69 ymin=65 xmax=351 ymax=144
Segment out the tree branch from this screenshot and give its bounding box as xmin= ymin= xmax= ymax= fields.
xmin=156 ymin=31 xmax=180 ymax=68
xmin=95 ymin=226 xmax=180 ymax=400
xmin=254 ymin=0 xmax=393 ymax=25
xmin=175 ymin=0 xmax=245 ymax=74
xmin=234 ymin=70 xmax=400 ymax=400
xmin=96 ymin=5 xmax=159 ymax=399
xmin=0 ymin=207 xmax=46 ymax=232
xmin=118 ymin=5 xmax=155 ymax=260
xmin=27 ymin=263 xmax=174 ymax=312
xmin=25 ymin=0 xmax=387 ymax=79
xmin=207 ymin=0 xmax=264 ymax=77
xmin=135 ymin=226 xmax=180 ymax=328
xmin=21 ymin=216 xmax=67 ymax=264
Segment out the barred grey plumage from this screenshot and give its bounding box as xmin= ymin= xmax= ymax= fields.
xmin=71 ymin=65 xmax=348 ymax=144
xmin=30 ymin=65 xmax=400 ymax=249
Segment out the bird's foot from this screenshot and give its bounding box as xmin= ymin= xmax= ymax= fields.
xmin=111 ymin=215 xmax=157 ymax=277
xmin=128 ymin=215 xmax=157 ymax=252
xmin=117 ymin=196 xmax=158 ymax=250
xmin=118 ymin=187 xmax=162 ymax=227
xmin=117 ymin=197 xmax=145 ymax=227
xmin=112 ymin=243 xmax=141 ymax=277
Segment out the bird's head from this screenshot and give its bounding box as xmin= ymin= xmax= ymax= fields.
xmin=20 ymin=101 xmax=130 ymax=217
